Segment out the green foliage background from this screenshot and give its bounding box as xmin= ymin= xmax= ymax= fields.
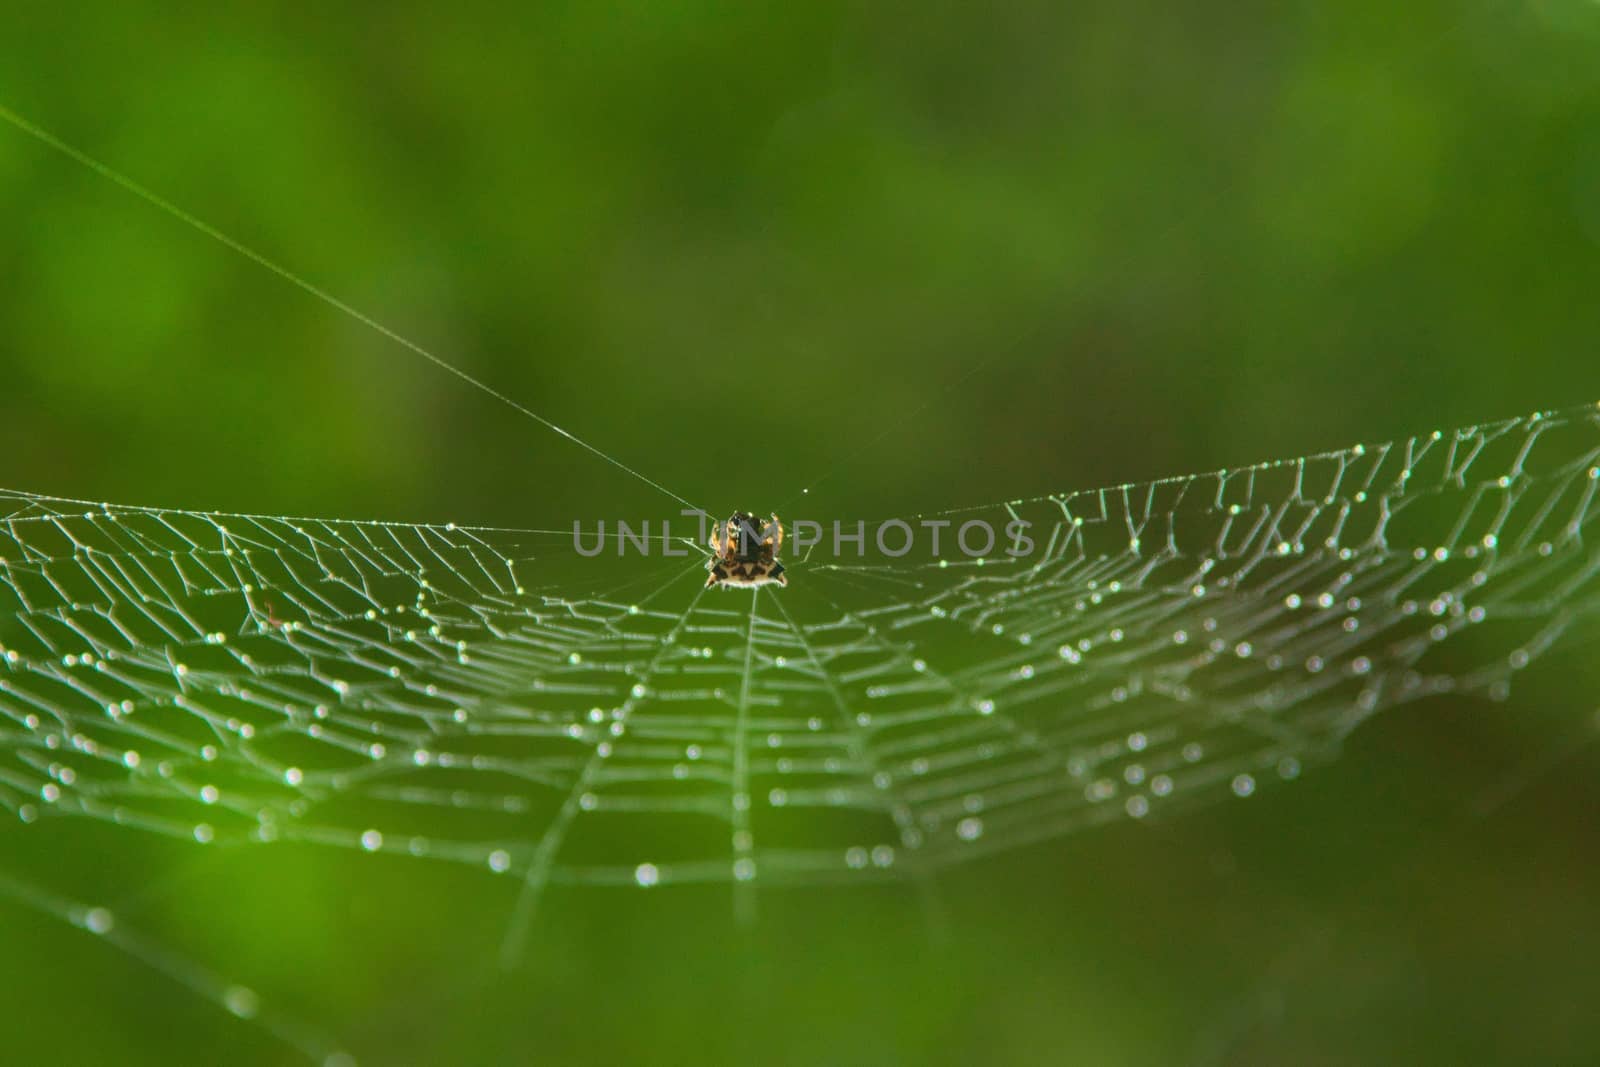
xmin=1 ymin=3 xmax=1598 ymax=1064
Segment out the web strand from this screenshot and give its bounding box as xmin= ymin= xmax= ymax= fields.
xmin=0 ymin=868 xmax=351 ymax=1064
xmin=497 ymin=564 xmax=709 ymax=968
xmin=0 ymin=101 xmax=703 ymax=516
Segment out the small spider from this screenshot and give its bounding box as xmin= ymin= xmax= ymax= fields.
xmin=706 ymin=511 xmax=787 ymax=589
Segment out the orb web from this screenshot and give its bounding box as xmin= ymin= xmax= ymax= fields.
xmin=2 ymin=402 xmax=1598 ymax=1059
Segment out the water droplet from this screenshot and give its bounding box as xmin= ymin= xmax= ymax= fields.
xmin=1086 ymin=779 xmax=1116 ymax=802
xmin=224 ymin=986 xmax=259 ymax=1019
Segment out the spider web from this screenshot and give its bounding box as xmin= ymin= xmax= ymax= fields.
xmin=3 ymin=402 xmax=1599 ymax=1060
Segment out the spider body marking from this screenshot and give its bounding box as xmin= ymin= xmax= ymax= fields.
xmin=706 ymin=511 xmax=787 ymax=589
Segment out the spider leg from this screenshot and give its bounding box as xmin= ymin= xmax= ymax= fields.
xmin=768 ymin=513 xmax=783 ymax=555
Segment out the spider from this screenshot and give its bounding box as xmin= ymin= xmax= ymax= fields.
xmin=705 ymin=511 xmax=787 ymax=589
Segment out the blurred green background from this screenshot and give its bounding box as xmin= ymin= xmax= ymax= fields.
xmin=2 ymin=2 xmax=1599 ymax=1064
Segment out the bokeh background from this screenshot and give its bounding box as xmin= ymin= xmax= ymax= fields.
xmin=2 ymin=2 xmax=1599 ymax=1064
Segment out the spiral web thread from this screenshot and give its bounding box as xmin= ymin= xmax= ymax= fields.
xmin=2 ymin=403 xmax=1598 ymax=1059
